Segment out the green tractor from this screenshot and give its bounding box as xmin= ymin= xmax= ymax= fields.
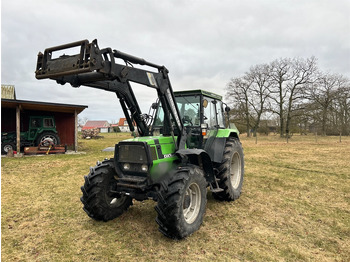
xmin=1 ymin=115 xmax=60 ymax=154
xmin=35 ymin=39 xmax=244 ymax=239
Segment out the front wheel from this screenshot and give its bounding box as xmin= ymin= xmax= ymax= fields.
xmin=155 ymin=165 xmax=207 ymax=239
xmin=2 ymin=142 xmax=15 ymax=154
xmin=212 ymin=137 xmax=244 ymax=201
xmin=80 ymin=159 xmax=132 ymax=221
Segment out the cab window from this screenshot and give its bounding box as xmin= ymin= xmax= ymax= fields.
xmin=154 ymin=103 xmax=164 ymax=126
xmin=154 ymin=95 xmax=200 ymax=127
xmin=30 ymin=118 xmax=41 ymax=128
xmin=43 ymin=118 xmax=54 ymax=128
xmin=176 ymin=96 xmax=200 ymax=126
xmin=203 ymin=98 xmax=217 ymax=128
xmin=217 ymin=101 xmax=225 ymax=128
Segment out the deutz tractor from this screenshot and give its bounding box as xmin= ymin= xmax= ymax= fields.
xmin=35 ymin=39 xmax=244 ymax=239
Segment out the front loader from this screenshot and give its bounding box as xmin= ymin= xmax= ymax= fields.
xmin=35 ymin=39 xmax=244 ymax=239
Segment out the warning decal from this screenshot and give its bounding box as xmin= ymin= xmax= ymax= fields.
xmin=146 ymin=72 xmax=158 ymax=87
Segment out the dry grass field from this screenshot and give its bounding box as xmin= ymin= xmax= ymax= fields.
xmin=1 ymin=133 xmax=350 ymax=261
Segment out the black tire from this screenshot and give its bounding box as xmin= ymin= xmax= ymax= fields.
xmin=155 ymin=165 xmax=207 ymax=239
xmin=2 ymin=142 xmax=15 ymax=154
xmin=80 ymin=159 xmax=132 ymax=221
xmin=212 ymin=137 xmax=244 ymax=201
xmin=36 ymin=132 xmax=60 ymax=146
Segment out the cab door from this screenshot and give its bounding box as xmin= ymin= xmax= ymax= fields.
xmin=202 ymin=97 xmax=226 ymax=163
xmin=28 ymin=117 xmax=42 ymax=140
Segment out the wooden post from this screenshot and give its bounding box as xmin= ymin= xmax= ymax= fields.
xmin=16 ymin=105 xmax=21 ymax=153
xmin=74 ymin=110 xmax=78 ymax=152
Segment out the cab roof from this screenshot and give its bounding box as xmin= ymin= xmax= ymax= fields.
xmin=174 ymin=89 xmax=222 ymax=101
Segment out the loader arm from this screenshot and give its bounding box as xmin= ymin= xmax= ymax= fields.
xmin=35 ymin=39 xmax=186 ymax=149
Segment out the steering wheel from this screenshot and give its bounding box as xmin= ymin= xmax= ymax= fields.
xmin=183 ymin=116 xmax=193 ymax=126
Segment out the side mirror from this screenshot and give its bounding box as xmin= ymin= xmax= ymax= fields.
xmin=225 ymin=106 xmax=231 ymax=112
xmin=203 ymin=99 xmax=208 ymax=108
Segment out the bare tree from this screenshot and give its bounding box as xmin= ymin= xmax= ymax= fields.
xmin=308 ymin=73 xmax=347 ymax=135
xmin=226 ymin=77 xmax=253 ymax=136
xmin=284 ymin=57 xmax=318 ymax=137
xmin=267 ymin=58 xmax=293 ymax=137
xmin=332 ymin=81 xmax=350 ymax=135
xmin=268 ymin=57 xmax=317 ymax=137
xmin=245 ymin=64 xmax=271 ymax=136
xmin=78 ymin=116 xmax=88 ymax=126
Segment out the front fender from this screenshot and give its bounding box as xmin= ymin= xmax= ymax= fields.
xmin=176 ymin=149 xmax=215 ymax=183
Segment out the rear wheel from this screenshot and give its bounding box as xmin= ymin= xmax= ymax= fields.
xmin=155 ymin=165 xmax=207 ymax=239
xmin=213 ymin=137 xmax=244 ymax=201
xmin=80 ymin=159 xmax=132 ymax=221
xmin=36 ymin=132 xmax=60 ymax=146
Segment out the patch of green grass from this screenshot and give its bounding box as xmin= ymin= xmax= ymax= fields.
xmin=2 ymin=133 xmax=350 ymax=261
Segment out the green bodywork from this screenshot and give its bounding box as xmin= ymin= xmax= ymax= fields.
xmin=216 ymin=128 xmax=240 ymax=138
xmin=122 ymin=135 xmax=177 ymax=182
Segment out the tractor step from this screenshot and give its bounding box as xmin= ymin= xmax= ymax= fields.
xmin=210 ymin=175 xmax=224 ymax=193
xmin=210 ymin=186 xmax=224 ymax=193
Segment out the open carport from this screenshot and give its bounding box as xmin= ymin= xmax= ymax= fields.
xmin=1 ymin=98 xmax=87 ymax=152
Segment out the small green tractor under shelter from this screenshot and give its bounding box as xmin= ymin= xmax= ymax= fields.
xmin=1 ymin=115 xmax=60 ymax=154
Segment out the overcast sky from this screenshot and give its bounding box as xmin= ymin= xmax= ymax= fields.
xmin=2 ymin=0 xmax=349 ymax=123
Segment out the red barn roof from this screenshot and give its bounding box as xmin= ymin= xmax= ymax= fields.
xmin=82 ymin=120 xmax=109 ymax=130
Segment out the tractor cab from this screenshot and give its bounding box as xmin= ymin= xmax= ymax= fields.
xmin=153 ymin=89 xmax=230 ymax=151
xmin=27 ymin=116 xmax=56 ymax=141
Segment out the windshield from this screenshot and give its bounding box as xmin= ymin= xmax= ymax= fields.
xmin=153 ymin=95 xmax=200 ymax=128
xmin=176 ymin=95 xmax=200 ymax=126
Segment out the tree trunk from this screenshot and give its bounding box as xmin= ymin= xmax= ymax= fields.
xmin=321 ymin=108 xmax=327 ymax=136
xmin=279 ymin=114 xmax=284 ymax=137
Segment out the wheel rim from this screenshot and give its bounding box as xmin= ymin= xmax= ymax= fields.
xmin=109 ymin=196 xmax=127 ymax=207
xmin=230 ymin=152 xmax=241 ymax=189
xmin=40 ymin=135 xmax=57 ymax=146
xmin=183 ymin=182 xmax=201 ymax=224
xmin=4 ymin=144 xmax=13 ymax=153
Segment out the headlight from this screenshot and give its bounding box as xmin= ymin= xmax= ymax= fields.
xmin=141 ymin=164 xmax=148 ymax=172
xmin=123 ymin=163 xmax=130 ymax=170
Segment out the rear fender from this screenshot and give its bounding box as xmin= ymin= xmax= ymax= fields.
xmin=37 ymin=128 xmax=58 ymax=135
xmin=216 ymin=129 xmax=239 ymax=139
xmin=205 ymin=130 xmax=239 ymax=163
